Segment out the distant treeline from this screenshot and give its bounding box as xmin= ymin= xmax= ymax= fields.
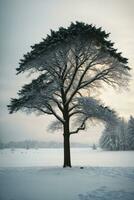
xmin=0 ymin=140 xmax=90 ymax=149
xmin=99 ymin=116 xmax=134 ymax=150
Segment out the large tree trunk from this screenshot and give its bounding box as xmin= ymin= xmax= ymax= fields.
xmin=63 ymin=133 xmax=71 ymax=167
xmin=63 ymin=113 xmax=71 ymax=167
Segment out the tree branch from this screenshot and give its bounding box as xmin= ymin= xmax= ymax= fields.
xmin=70 ymin=117 xmax=88 ymax=134
xmin=51 ymin=97 xmax=63 ymax=112
xmin=65 ymin=57 xmax=99 ymax=105
xmin=34 ymin=107 xmax=53 ymax=115
xmin=69 ymin=110 xmax=84 ymax=118
xmin=79 ymin=66 xmax=114 ymax=89
xmin=46 ymin=104 xmax=64 ymax=124
xmin=65 ymin=56 xmax=89 ymax=95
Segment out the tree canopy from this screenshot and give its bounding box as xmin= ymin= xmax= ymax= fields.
xmin=8 ymin=22 xmax=130 ymax=167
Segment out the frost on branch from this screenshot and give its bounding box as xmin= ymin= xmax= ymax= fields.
xmin=8 ymin=73 xmax=62 ymax=118
xmin=69 ymin=97 xmax=118 ymax=134
xmin=77 ymin=97 xmax=118 ymax=123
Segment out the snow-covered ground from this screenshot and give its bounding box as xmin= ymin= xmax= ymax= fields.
xmin=0 ymin=148 xmax=134 ymax=200
xmin=0 ymin=148 xmax=134 ymax=167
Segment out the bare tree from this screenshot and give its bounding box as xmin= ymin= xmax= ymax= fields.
xmin=8 ymin=22 xmax=130 ymax=167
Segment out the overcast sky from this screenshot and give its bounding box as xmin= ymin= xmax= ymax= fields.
xmin=0 ymin=0 xmax=134 ymax=143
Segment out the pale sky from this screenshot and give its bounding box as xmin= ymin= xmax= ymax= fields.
xmin=0 ymin=0 xmax=134 ymax=143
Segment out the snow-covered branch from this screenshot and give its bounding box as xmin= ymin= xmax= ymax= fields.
xmin=70 ymin=117 xmax=88 ymax=135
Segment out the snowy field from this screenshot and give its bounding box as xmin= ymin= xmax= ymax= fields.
xmin=0 ymin=148 xmax=134 ymax=167
xmin=0 ymin=148 xmax=134 ymax=200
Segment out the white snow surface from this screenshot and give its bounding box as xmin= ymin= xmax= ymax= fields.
xmin=0 ymin=148 xmax=134 ymax=200
xmin=0 ymin=148 xmax=134 ymax=167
